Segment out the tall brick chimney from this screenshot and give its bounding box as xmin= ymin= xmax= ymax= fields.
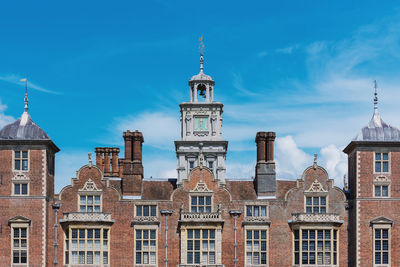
xmin=255 ymin=131 xmax=276 ymax=197
xmin=121 ymin=130 xmax=144 ymax=195
xmin=95 ymin=147 xmax=120 ymax=176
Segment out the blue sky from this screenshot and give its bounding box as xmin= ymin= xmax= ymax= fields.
xmin=1 ymin=1 xmax=400 ymax=192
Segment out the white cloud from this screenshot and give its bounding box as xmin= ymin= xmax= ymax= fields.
xmin=0 ymin=99 xmax=15 ymax=129
xmin=319 ymin=144 xmax=347 ymax=188
xmin=276 ymin=44 xmax=300 ymax=54
xmin=0 ymin=74 xmax=59 ymax=94
xmin=274 ymin=136 xmax=347 ymax=188
xmin=55 ymin=150 xmax=89 ymax=193
xmin=275 ymin=136 xmax=312 ymax=179
xmin=113 ymin=112 xmax=180 ymax=150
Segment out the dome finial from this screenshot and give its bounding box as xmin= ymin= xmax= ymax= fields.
xmin=199 ymin=35 xmax=204 ymax=73
xmin=20 ymin=78 xmax=28 ymax=113
xmin=374 ymin=80 xmax=378 ymax=114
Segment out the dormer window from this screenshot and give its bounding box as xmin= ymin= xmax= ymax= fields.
xmin=191 ymin=195 xmax=212 ymax=213
xmin=80 ymin=195 xmax=101 ymax=212
xmin=375 ymin=152 xmax=389 ymax=173
xmin=306 ymin=196 xmax=327 ymax=214
xmin=14 ymin=151 xmax=28 ymax=171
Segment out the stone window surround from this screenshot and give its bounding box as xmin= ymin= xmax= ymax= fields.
xmin=179 ymin=225 xmax=222 ymax=266
xmin=243 ymin=201 xmax=270 ymax=219
xmin=13 ymin=150 xmax=29 ymax=172
xmin=189 ymin=192 xmax=213 ymax=213
xmin=245 ymin=205 xmax=267 ymax=217
xmin=244 ymin=224 xmax=269 ymax=267
xmin=291 ymin=225 xmax=339 ymax=266
xmin=12 ymin=182 xmax=29 ymax=196
xmin=64 ymin=226 xmax=110 ymax=266
xmin=374 ymin=152 xmax=390 ymax=174
xmin=77 ymin=193 xmax=102 ymax=213
xmin=133 ymin=224 xmax=158 ymax=267
xmin=371 ymin=221 xmax=392 ymax=267
xmin=373 ymin=176 xmax=391 ymax=198
xmin=10 ymin=222 xmax=29 ymax=266
xmin=134 ymin=202 xmax=158 ymax=218
xmin=304 ymin=195 xmax=328 ymax=214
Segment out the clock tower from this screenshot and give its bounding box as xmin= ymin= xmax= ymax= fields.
xmin=175 ymin=53 xmax=228 ymax=185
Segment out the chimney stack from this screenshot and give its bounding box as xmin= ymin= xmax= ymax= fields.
xmin=121 ymin=130 xmax=144 ymax=195
xmin=255 ymin=131 xmax=276 ymax=197
xmin=95 ymin=147 xmax=120 ymax=177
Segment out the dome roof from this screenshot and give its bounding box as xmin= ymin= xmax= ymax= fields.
xmin=0 ymin=111 xmax=50 ymax=140
xmin=190 ymin=71 xmax=213 ymax=82
xmin=354 ymin=111 xmax=400 ymax=141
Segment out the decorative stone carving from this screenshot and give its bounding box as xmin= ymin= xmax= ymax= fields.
xmin=134 ymin=216 xmax=159 ymax=222
xmin=79 ymin=178 xmax=102 ymax=192
xmin=185 ymin=116 xmax=192 ymax=136
xmin=192 ymin=181 xmax=212 ymax=192
xmin=12 ymin=172 xmax=30 ymax=181
xmin=374 ymin=175 xmax=390 ymax=183
xmin=305 ymin=179 xmax=327 ymax=193
xmin=211 ymin=116 xmax=217 ymax=136
xmin=193 ymin=131 xmax=209 ymax=137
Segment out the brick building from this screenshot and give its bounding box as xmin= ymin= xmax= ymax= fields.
xmin=0 ymin=54 xmax=398 ymax=267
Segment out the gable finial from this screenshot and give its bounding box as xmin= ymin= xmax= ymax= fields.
xmin=20 ymin=78 xmax=28 ymax=112
xmin=374 ymin=80 xmax=378 ymax=114
xmin=199 ymin=35 xmax=204 ymax=73
xmin=313 ymin=154 xmax=318 ymax=169
xmin=88 ymin=153 xmax=92 ymax=166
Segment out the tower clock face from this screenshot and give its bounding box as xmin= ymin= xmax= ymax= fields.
xmin=194 ymin=117 xmax=208 ymax=131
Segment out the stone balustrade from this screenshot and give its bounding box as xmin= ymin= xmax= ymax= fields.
xmin=61 ymin=212 xmax=113 ymax=223
xmin=290 ymin=213 xmax=341 ymax=224
xmin=180 ymin=212 xmax=223 ymax=222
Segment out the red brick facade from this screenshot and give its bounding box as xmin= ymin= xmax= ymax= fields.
xmin=0 ymin=74 xmax=397 ymax=267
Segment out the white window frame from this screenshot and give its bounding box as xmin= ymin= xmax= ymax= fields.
xmin=304 ymin=195 xmax=328 ymax=214
xmin=11 ymin=223 xmax=29 ymax=265
xmin=374 ymin=152 xmax=390 ymax=174
xmin=133 ymin=225 xmax=158 ymax=266
xmin=244 ymin=225 xmax=269 ymax=266
xmin=12 ymin=182 xmax=29 ymax=196
xmin=190 ymin=193 xmax=213 ymax=213
xmin=78 ymin=193 xmax=102 ymax=213
xmin=373 ymin=224 xmax=391 ymax=267
xmin=292 ymin=227 xmax=339 ymax=266
xmin=180 ymin=226 xmax=222 ymax=266
xmin=64 ymin=226 xmax=110 ymax=265
xmin=13 ymin=150 xmax=29 ymax=172
xmin=374 ymin=184 xmax=390 ymax=198
xmin=135 ymin=204 xmax=157 ymax=217
xmin=245 ymin=205 xmax=267 ymax=217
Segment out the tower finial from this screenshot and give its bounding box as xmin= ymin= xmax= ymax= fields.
xmin=374 ymin=80 xmax=378 ymax=114
xmin=199 ymin=35 xmax=204 ymax=73
xmin=20 ymin=78 xmax=28 ymax=112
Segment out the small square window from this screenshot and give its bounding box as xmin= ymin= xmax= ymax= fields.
xmin=14 ymin=183 xmax=28 ymax=195
xmin=375 ymin=185 xmax=389 ymax=197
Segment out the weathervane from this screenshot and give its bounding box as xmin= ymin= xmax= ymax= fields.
xmin=199 ymin=35 xmax=205 ymax=73
xmin=199 ymin=35 xmax=204 ymax=55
